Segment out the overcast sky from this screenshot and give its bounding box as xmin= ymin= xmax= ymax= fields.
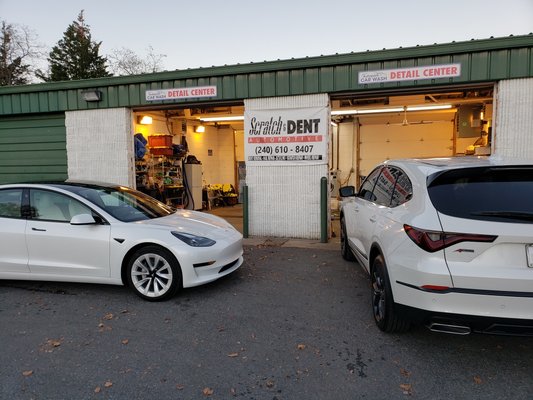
xmin=2 ymin=0 xmax=533 ymax=72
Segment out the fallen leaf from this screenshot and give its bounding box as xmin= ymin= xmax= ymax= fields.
xmin=176 ymin=384 xmax=185 ymax=390
xmin=120 ymin=309 xmax=129 ymax=314
xmin=98 ymin=323 xmax=104 ymax=328
xmin=22 ymin=370 xmax=33 ymax=377
xmin=474 ymin=376 xmax=483 ymax=385
xmin=103 ymin=313 xmax=114 ymax=320
xmin=297 ymin=344 xmax=306 ymax=350
xmin=400 ymin=368 xmax=411 ymax=377
xmin=230 ymin=388 xmax=236 ymax=396
xmin=227 ymin=352 xmax=239 ymax=358
xmin=94 ymin=386 xmax=101 ymax=393
xmin=121 ymin=339 xmax=129 ymax=345
xmin=399 ymin=383 xmax=412 ymax=395
xmin=266 ymin=380 xmax=275 ymax=388
xmin=203 ymin=387 xmax=214 ymax=396
xmin=104 ymin=381 xmax=113 ymax=388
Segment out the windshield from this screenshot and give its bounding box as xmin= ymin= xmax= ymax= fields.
xmin=427 ymin=166 xmax=533 ymax=224
xmin=56 ymin=184 xmax=176 ymax=222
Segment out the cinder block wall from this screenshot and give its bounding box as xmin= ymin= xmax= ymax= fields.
xmin=66 ymin=108 xmax=134 ymax=186
xmin=494 ymin=78 xmax=533 ymax=158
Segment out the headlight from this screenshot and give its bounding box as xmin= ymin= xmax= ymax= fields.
xmin=171 ymin=232 xmax=216 ymax=247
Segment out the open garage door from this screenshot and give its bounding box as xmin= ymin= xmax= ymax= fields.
xmin=0 ymin=114 xmax=67 ymax=184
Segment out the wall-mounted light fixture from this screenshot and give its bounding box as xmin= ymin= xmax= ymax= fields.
xmin=81 ymin=89 xmax=102 ymax=102
xmin=195 ymin=125 xmax=206 ymax=133
xmin=137 ymin=115 xmax=153 ymax=125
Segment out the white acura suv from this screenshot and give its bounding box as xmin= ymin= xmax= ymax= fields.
xmin=339 ymin=156 xmax=533 ymax=335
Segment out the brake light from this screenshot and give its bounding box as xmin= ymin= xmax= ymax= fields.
xmin=403 ymin=224 xmax=497 ymax=253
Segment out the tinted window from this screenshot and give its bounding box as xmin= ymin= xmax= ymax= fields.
xmin=0 ymin=189 xmax=22 ymax=218
xmin=428 ymin=166 xmax=533 ymax=223
xmin=358 ymin=167 xmax=382 ymax=202
xmin=373 ymin=167 xmax=397 ymax=206
xmin=389 ymin=167 xmax=413 ymax=207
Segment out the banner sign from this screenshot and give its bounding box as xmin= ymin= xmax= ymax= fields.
xmin=146 ymin=85 xmax=217 ymax=101
xmin=358 ymin=63 xmax=461 ymax=84
xmin=244 ymin=106 xmax=328 ymax=165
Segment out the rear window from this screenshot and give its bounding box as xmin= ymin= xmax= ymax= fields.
xmin=427 ymin=166 xmax=533 ymax=223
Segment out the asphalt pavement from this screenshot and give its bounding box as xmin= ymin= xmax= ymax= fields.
xmin=1 ymin=244 xmax=533 ymax=399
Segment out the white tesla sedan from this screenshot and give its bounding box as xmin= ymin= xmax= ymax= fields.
xmin=340 ymin=157 xmax=533 ymax=335
xmin=0 ymin=182 xmax=243 ymax=301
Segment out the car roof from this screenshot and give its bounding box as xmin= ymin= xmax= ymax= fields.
xmin=385 ymin=156 xmax=533 ymax=175
xmin=0 ymin=180 xmax=122 ymax=190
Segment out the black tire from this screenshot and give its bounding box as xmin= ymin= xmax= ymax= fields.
xmin=340 ymin=216 xmax=355 ymax=261
xmin=371 ymin=254 xmax=410 ymax=333
xmin=126 ymin=246 xmax=182 ymax=301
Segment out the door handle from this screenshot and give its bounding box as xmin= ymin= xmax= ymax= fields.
xmin=369 ymin=216 xmax=377 ymax=223
xmin=31 ymin=227 xmax=46 ymax=232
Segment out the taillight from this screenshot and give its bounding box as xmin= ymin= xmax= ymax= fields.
xmin=403 ymin=224 xmax=497 ymax=253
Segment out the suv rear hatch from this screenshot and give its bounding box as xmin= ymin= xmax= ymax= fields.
xmin=427 ymin=166 xmax=533 ymax=292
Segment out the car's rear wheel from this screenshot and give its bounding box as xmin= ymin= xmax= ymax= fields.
xmin=371 ymin=254 xmax=410 ymax=333
xmin=126 ymin=246 xmax=181 ymax=301
xmin=340 ymin=216 xmax=355 ymax=261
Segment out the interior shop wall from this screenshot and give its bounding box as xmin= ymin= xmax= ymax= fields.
xmin=494 ymin=77 xmax=533 ymax=158
xmin=67 ymin=108 xmax=134 ymax=186
xmin=185 ymin=126 xmax=239 ymax=187
xmin=336 ymin=121 xmax=358 ymax=188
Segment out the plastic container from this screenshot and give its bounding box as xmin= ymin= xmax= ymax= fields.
xmin=148 ymin=134 xmax=173 ymax=148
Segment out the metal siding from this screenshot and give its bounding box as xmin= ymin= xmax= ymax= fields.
xmin=470 ymin=52 xmax=490 ymax=80
xmin=334 ymin=65 xmax=351 ymax=90
xmin=509 ymin=48 xmax=530 ymax=77
xmin=262 ymin=72 xmax=276 ymax=97
xmin=0 ymin=114 xmax=67 ymax=183
xmin=305 ymin=68 xmax=320 ymax=93
xmin=320 ymin=67 xmax=334 ymax=91
xmin=235 ymin=74 xmax=249 ymax=98
xmin=452 ymin=53 xmax=471 ymax=82
xmin=249 ymin=74 xmax=262 ymax=97
xmin=490 ymin=50 xmax=510 ymax=79
xmin=107 ymin=86 xmax=118 ymax=108
xmin=222 ymin=76 xmax=236 ymax=98
xmin=290 ymin=70 xmax=304 ymax=94
xmin=276 ymin=71 xmax=290 ymax=96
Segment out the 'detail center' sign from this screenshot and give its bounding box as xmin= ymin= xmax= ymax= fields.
xmin=358 ymin=63 xmax=461 ymax=84
xmin=244 ymin=106 xmax=328 ymax=165
xmin=146 ymin=85 xmax=217 ymax=101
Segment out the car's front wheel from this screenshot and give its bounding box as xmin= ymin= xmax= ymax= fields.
xmin=371 ymin=254 xmax=410 ymax=333
xmin=126 ymin=246 xmax=181 ymax=301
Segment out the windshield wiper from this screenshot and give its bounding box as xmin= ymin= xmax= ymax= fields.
xmin=471 ymin=211 xmax=533 ymax=221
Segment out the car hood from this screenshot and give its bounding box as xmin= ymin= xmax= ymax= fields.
xmin=134 ymin=209 xmax=238 ymax=238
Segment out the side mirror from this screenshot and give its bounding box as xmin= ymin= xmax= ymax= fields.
xmin=70 ymin=213 xmax=97 ymax=225
xmin=339 ymin=186 xmax=356 ymax=198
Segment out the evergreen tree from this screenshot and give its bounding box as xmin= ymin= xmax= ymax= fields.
xmin=0 ymin=22 xmax=31 ymax=86
xmin=39 ymin=10 xmax=111 ymax=81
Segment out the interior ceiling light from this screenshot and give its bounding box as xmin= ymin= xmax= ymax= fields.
xmin=199 ymin=116 xmax=244 ymax=122
xmin=331 ymin=104 xmax=452 ymax=116
xmin=195 ymin=125 xmax=206 ymax=133
xmin=137 ymin=115 xmax=153 ymax=125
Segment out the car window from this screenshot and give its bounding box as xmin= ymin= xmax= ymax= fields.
xmin=428 ymin=166 xmax=533 ymax=223
xmin=31 ymin=189 xmax=92 ymax=222
xmin=0 ymin=189 xmax=23 ymax=218
xmin=358 ymin=167 xmax=382 ymax=202
xmin=373 ymin=167 xmax=398 ymax=206
xmin=389 ymin=167 xmax=413 ymax=207
xmin=58 ymin=185 xmax=175 ymax=222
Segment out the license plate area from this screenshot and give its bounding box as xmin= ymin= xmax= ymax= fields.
xmin=527 ymin=245 xmax=533 ymax=268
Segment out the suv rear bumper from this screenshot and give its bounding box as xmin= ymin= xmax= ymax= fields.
xmin=397 ymin=304 xmax=533 ymax=336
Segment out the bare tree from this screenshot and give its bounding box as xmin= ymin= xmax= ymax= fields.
xmin=107 ymin=45 xmax=167 ymax=76
xmin=0 ymin=21 xmax=45 ymax=86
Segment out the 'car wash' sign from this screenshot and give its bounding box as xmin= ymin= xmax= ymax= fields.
xmin=146 ymin=85 xmax=217 ymax=101
xmin=244 ymin=106 xmax=328 ymax=165
xmin=358 ymin=63 xmax=461 ymax=84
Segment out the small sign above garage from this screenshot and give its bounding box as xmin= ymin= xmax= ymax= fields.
xmin=146 ymin=85 xmax=217 ymax=101
xmin=358 ymin=63 xmax=461 ymax=84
